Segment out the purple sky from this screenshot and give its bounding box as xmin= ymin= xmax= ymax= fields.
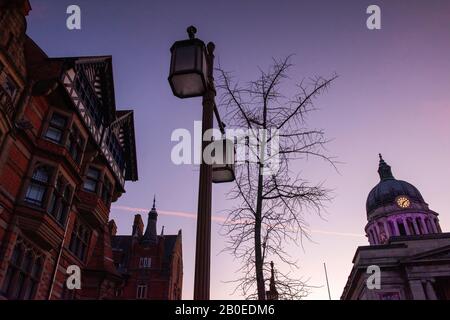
xmin=27 ymin=0 xmax=450 ymax=299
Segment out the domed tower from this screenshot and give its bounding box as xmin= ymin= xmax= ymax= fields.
xmin=365 ymin=155 xmax=442 ymax=245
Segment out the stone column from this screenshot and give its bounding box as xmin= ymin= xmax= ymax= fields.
xmin=374 ymin=225 xmax=381 ymax=244
xmin=421 ymin=217 xmax=428 ymax=234
xmin=383 ymin=220 xmax=390 ymax=237
xmin=430 ymin=218 xmax=438 ymax=233
xmin=393 ymin=219 xmax=400 ymax=236
xmin=412 ymin=218 xmax=420 ymax=235
xmin=367 ymin=230 xmax=374 ymax=245
xmin=403 ymin=218 xmax=411 ymax=235
xmin=424 ymin=280 xmax=437 ymax=300
xmin=409 ymin=280 xmax=426 ymax=300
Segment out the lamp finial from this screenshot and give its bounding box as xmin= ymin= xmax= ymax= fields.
xmin=187 ymin=26 xmax=197 ymax=39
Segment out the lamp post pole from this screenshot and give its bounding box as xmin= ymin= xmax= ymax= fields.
xmin=194 ymin=40 xmax=216 ymax=300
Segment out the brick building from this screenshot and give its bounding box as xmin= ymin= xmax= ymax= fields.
xmin=0 ymin=0 xmax=142 ymax=299
xmin=110 ymin=198 xmax=183 ymax=300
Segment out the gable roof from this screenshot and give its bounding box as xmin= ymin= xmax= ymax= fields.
xmin=24 ymin=36 xmax=138 ymax=183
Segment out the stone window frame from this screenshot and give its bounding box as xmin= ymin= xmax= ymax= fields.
xmin=378 ymin=291 xmax=401 ymax=300
xmin=101 ymin=175 xmax=113 ymax=207
xmin=139 ymin=257 xmax=152 ymax=269
xmin=82 ymin=164 xmax=116 ymax=208
xmin=41 ymin=109 xmax=71 ymax=145
xmin=83 ymin=165 xmax=102 ymax=194
xmin=41 ymin=108 xmax=88 ymax=164
xmin=23 ymin=164 xmax=54 ymax=208
xmin=0 ymin=236 xmax=45 ymax=300
xmin=0 ymin=61 xmax=19 ymax=103
xmin=20 ymin=156 xmax=76 ymax=227
xmin=68 ymin=217 xmax=91 ymax=262
xmin=136 ymin=284 xmax=148 ymax=299
xmin=66 ymin=123 xmax=86 ymax=165
xmin=47 ymin=174 xmax=74 ymax=227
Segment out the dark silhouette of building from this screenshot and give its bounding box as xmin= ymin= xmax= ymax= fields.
xmin=266 ymin=261 xmax=279 ymax=300
xmin=110 ymin=198 xmax=183 ymax=300
xmin=0 ymin=0 xmax=140 ymax=299
xmin=342 ymin=156 xmax=450 ymax=300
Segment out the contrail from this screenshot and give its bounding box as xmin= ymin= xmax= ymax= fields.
xmin=111 ymin=205 xmax=364 ymax=238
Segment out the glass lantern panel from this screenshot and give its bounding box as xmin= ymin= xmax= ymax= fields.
xmin=174 ymin=45 xmax=197 ymax=71
xmin=170 ymin=73 xmax=205 ymax=97
xmin=212 ymin=166 xmax=235 ymax=183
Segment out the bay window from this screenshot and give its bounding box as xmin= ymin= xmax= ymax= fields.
xmin=44 ymin=112 xmax=67 ymax=144
xmin=83 ymin=167 xmax=101 ymax=193
xmin=69 ymin=220 xmax=91 ymax=261
xmin=25 ymin=166 xmax=51 ymax=207
xmin=48 ymin=176 xmax=72 ymax=226
xmin=67 ymin=125 xmax=84 ymax=164
xmin=1 ymin=239 xmax=43 ymax=300
xmin=101 ymin=177 xmax=112 ymax=206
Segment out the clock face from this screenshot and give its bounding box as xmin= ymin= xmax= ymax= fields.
xmin=396 ymin=196 xmax=411 ymax=209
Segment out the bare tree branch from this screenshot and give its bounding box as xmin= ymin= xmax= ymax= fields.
xmin=217 ymin=56 xmax=337 ymax=300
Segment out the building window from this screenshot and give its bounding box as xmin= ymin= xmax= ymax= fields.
xmin=25 ymin=166 xmax=51 ymax=206
xmin=48 ymin=176 xmax=72 ymax=226
xmin=67 ymin=125 xmax=84 ymax=164
xmin=107 ymin=132 xmax=125 ymax=171
xmin=44 ymin=113 xmax=67 ymax=144
xmin=69 ymin=220 xmax=91 ymax=261
xmin=83 ymin=167 xmax=101 ymax=193
xmin=136 ymin=284 xmax=147 ymax=299
xmin=139 ymin=257 xmax=151 ymax=269
xmin=1 ymin=239 xmax=43 ymax=300
xmin=0 ymin=68 xmax=18 ymax=101
xmin=101 ymin=178 xmax=112 ymax=207
xmin=379 ymin=292 xmax=401 ymax=300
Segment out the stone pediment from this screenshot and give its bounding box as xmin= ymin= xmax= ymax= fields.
xmin=403 ymin=245 xmax=450 ymax=263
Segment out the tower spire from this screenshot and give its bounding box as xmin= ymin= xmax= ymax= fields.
xmin=142 ymin=196 xmax=158 ymax=245
xmin=378 ymin=154 xmax=395 ymax=181
xmin=266 ymin=261 xmax=279 ymax=300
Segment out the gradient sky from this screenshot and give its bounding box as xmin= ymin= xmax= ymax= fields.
xmin=26 ymin=0 xmax=450 ymax=299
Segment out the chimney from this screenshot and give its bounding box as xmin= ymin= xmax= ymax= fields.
xmin=108 ymin=220 xmax=117 ymax=236
xmin=142 ymin=196 xmax=158 ymax=245
xmin=132 ymin=214 xmax=144 ymax=237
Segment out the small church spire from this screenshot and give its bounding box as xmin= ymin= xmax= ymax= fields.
xmin=142 ymin=195 xmax=158 ymax=245
xmin=266 ymin=261 xmax=279 ymax=300
xmin=378 ymin=154 xmax=395 ymax=181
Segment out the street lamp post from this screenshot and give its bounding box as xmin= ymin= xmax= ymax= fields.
xmin=193 ymin=39 xmax=215 ymax=300
xmin=169 ymin=26 xmax=230 ymax=300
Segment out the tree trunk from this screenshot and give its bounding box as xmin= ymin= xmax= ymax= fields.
xmin=254 ymin=163 xmax=266 ymax=300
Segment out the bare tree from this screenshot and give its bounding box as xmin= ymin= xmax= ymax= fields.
xmin=216 ymin=56 xmax=337 ymax=300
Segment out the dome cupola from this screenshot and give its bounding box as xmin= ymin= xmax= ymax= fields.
xmin=364 ymin=155 xmax=442 ymax=246
xmin=366 ymin=154 xmax=426 ymax=218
